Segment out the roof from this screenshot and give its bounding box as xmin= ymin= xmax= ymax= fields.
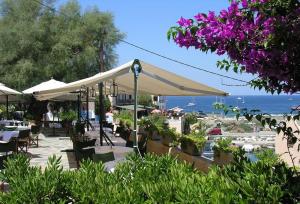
xmin=33 ymin=60 xmax=228 ymax=101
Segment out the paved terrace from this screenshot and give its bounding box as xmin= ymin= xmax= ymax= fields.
xmin=27 ymin=129 xmax=127 ymax=170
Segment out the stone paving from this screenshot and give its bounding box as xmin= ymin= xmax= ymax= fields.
xmin=27 ymin=129 xmax=128 ymax=170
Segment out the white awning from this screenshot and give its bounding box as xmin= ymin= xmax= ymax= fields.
xmin=34 ymin=60 xmax=228 ymax=100
xmin=0 ymin=83 xmax=21 ymax=95
xmin=23 ymin=78 xmax=66 ymax=94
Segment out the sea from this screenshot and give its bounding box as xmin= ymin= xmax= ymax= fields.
xmin=166 ymin=95 xmax=300 ymax=115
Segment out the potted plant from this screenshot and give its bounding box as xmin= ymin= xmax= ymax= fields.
xmin=212 ymin=137 xmax=238 ymax=165
xmin=138 ymin=117 xmax=160 ymax=140
xmin=160 ymin=128 xmax=179 ymax=147
xmin=180 ymin=131 xmax=206 ymax=156
xmin=59 ymin=110 xmax=77 ymax=136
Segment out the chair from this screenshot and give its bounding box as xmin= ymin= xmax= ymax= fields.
xmin=29 ymin=125 xmax=40 ymax=147
xmin=0 ymin=140 xmax=17 ymax=156
xmin=17 ymin=129 xmax=30 ymax=153
xmin=92 ymin=151 xmax=115 ymax=163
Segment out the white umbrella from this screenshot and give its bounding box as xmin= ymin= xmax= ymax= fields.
xmin=0 ymin=83 xmax=21 ymax=95
xmin=151 ymin=109 xmax=161 ymax=114
xmin=169 ymin=107 xmax=183 ymax=113
xmin=23 ymin=78 xmax=79 ymax=101
xmin=23 ymin=78 xmax=66 ymax=94
xmin=0 ymin=83 xmax=21 ymax=119
xmin=242 ymin=144 xmax=254 ymax=152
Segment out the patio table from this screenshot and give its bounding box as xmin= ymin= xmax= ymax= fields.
xmin=0 ymin=131 xmax=19 ymax=142
xmin=4 ymin=126 xmax=30 ymax=131
xmin=0 ymin=120 xmax=24 ymax=126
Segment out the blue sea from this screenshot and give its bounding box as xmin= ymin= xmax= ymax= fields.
xmin=166 ymin=95 xmax=300 ymax=115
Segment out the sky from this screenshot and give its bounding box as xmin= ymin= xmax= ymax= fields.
xmin=56 ymin=0 xmax=281 ymax=96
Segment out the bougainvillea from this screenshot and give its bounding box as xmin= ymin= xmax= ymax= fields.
xmin=168 ymin=0 xmax=300 ymax=94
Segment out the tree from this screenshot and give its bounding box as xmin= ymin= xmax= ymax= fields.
xmin=0 ymin=0 xmax=124 ymax=90
xmin=168 ymin=0 xmax=300 ymax=94
xmin=138 ymin=94 xmax=153 ymax=107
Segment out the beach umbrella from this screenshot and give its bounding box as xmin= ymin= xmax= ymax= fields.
xmin=23 ymin=78 xmax=79 ymax=101
xmin=151 ymin=109 xmax=161 ymax=114
xmin=171 ymin=107 xmax=184 ymax=113
xmin=0 ymin=83 xmax=21 ymax=119
xmin=242 ymin=144 xmax=254 ymax=152
xmin=23 ymin=78 xmax=66 ymax=95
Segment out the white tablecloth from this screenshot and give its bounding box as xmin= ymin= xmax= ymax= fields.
xmin=0 ymin=120 xmax=23 ymax=126
xmin=0 ymin=131 xmax=19 ymax=142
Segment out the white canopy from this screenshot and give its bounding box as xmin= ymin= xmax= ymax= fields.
xmin=34 ymin=60 xmax=228 ymax=100
xmin=23 ymin=78 xmax=81 ymax=101
xmin=23 ymin=78 xmax=66 ymax=94
xmin=0 ymin=83 xmax=21 ymax=95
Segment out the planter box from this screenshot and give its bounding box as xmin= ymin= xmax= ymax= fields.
xmin=213 ymin=151 xmax=233 ymax=165
xmin=161 ymin=135 xmax=174 ymax=147
xmin=148 ymin=130 xmax=160 ymax=141
xmin=180 ymin=140 xmax=203 ymax=156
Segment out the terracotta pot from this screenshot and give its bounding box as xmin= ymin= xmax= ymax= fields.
xmin=180 ymin=140 xmax=203 ymax=156
xmin=214 ymin=151 xmax=234 ymax=165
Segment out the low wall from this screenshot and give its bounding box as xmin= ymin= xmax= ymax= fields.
xmin=146 ymin=140 xmax=213 ymax=173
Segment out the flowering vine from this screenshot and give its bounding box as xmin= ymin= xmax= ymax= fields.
xmin=168 ymin=0 xmax=300 ymax=94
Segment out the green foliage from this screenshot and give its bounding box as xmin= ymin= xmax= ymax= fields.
xmin=95 ymin=97 xmax=111 ymax=115
xmin=138 ymin=115 xmax=166 ymax=133
xmin=192 ymin=120 xmax=209 ymax=136
xmin=137 ymin=94 xmax=153 ymax=107
xmin=160 ymin=127 xmax=180 ymax=141
xmin=0 ymin=0 xmax=124 ymax=90
xmin=184 ymin=113 xmax=198 ymax=125
xmin=255 ymin=149 xmax=281 ymax=166
xmin=115 ymin=110 xmax=133 ymax=128
xmin=213 ymin=137 xmax=238 ymax=153
xmin=59 ymin=109 xmax=77 ymax=122
xmin=180 ymin=132 xmax=207 ymax=149
xmin=0 ymin=153 xmax=299 ymax=203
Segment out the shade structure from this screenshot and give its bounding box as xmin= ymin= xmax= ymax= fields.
xmin=23 ymin=78 xmax=67 ymax=94
xmin=0 ymin=83 xmax=21 ymax=119
xmin=34 ymin=60 xmax=228 ymax=100
xmin=23 ymin=78 xmax=79 ymax=101
xmin=0 ymin=83 xmax=21 ymax=95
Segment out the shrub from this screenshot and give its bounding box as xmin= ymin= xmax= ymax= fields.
xmin=138 ymin=115 xmax=166 ymax=133
xmin=180 ymin=131 xmax=207 ymax=149
xmin=212 ymin=137 xmax=239 ymax=155
xmin=160 ymin=128 xmax=180 ymax=141
xmin=59 ymin=110 xmax=77 ymax=122
xmin=0 ymin=152 xmax=299 ymax=203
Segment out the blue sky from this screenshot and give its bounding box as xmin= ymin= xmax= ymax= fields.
xmin=57 ymin=0 xmax=278 ymax=95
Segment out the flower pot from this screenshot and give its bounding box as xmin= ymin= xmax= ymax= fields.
xmin=161 ymin=135 xmax=174 ymax=146
xmin=214 ymin=151 xmax=233 ymax=165
xmin=180 ymin=140 xmax=203 ymax=156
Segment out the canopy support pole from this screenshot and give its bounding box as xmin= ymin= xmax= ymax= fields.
xmin=131 ymin=59 xmax=142 ymax=152
xmin=77 ymin=94 xmax=81 ymax=121
xmin=6 ymin=95 xmax=8 ymax=119
xmin=98 ymin=34 xmax=114 ymax=147
xmin=86 ymin=87 xmax=89 ymax=131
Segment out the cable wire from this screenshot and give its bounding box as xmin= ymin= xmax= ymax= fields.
xmin=32 ymin=0 xmax=253 ymax=84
